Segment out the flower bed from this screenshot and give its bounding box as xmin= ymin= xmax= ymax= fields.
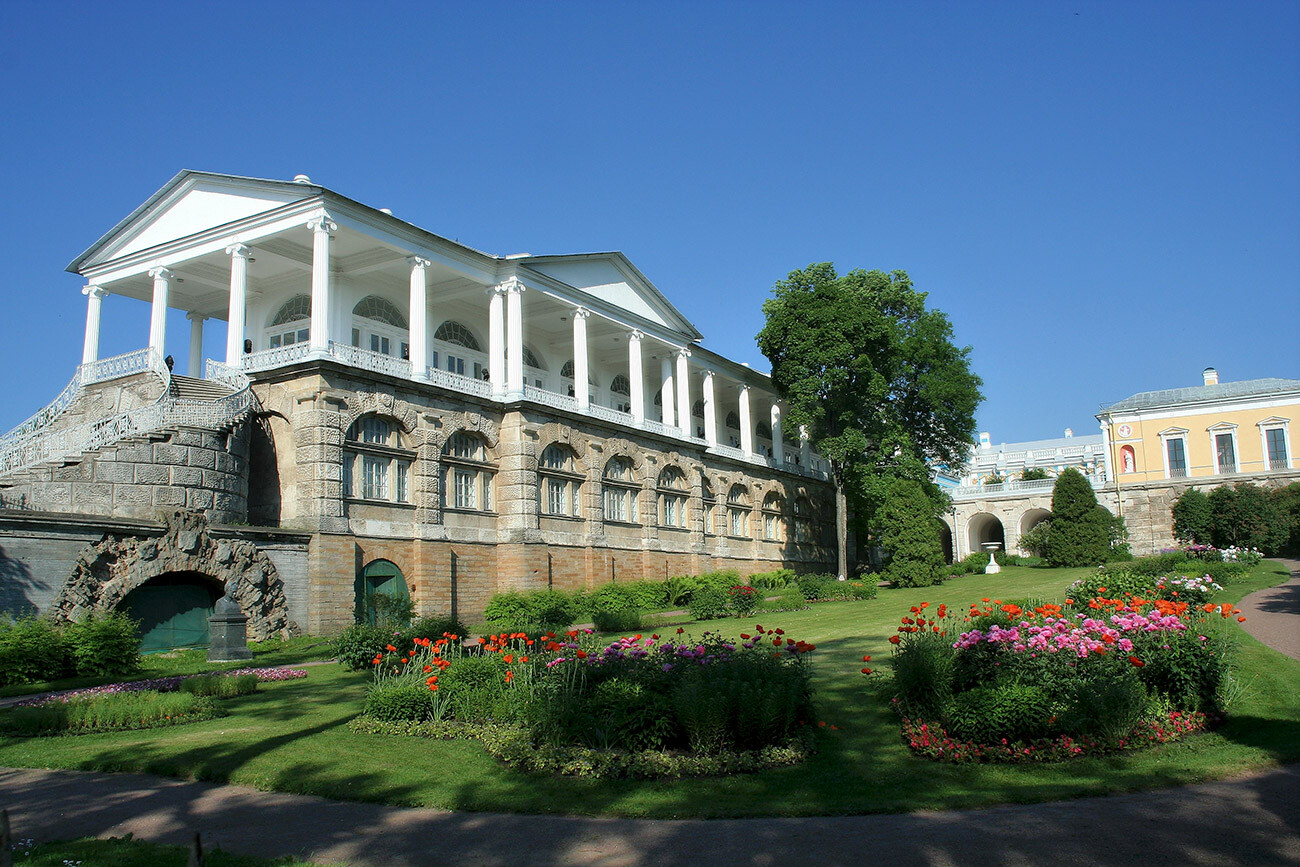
xmin=353 ymin=626 xmax=818 ymax=777
xmin=0 ymin=689 xmax=223 ymax=735
xmin=868 ymin=592 xmax=1244 ymax=763
xmin=12 ymin=667 xmax=307 ymax=707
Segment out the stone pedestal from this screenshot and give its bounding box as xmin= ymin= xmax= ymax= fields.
xmin=983 ymin=545 xmax=1002 ymax=574
xmin=207 ymin=595 xmax=253 ymax=662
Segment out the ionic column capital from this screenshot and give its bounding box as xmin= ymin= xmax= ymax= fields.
xmin=186 ymin=311 xmax=209 ymax=322
xmin=407 ymin=255 xmax=432 ymax=269
xmin=307 ymin=213 xmax=337 ymax=234
xmin=82 ymin=284 xmax=109 ymax=299
xmin=225 ymin=243 xmax=252 ymax=259
xmin=677 ymin=346 xmax=692 ymax=359
xmin=628 ymin=329 xmax=644 ymax=342
xmin=573 ymin=306 xmax=591 ymax=320
xmin=148 ymin=266 xmax=173 ymax=281
xmin=499 ymin=276 xmax=526 ymax=295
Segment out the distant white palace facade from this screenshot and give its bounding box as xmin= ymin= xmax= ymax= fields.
xmin=0 ymin=171 xmax=835 ymax=646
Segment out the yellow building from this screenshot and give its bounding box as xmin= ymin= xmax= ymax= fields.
xmin=1097 ymin=368 xmax=1299 ymax=485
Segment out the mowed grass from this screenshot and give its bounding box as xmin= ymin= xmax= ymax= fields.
xmin=1 ymin=563 xmax=1296 ymax=819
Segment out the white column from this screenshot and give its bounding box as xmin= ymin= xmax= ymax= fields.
xmin=506 ymin=278 xmax=525 ymax=395
xmin=1100 ymin=421 xmax=1114 ymax=482
xmin=771 ymin=402 xmax=784 ymax=465
xmin=702 ymin=370 xmax=717 ymax=446
xmin=225 ymin=244 xmax=250 ymax=366
xmin=660 ymin=357 xmax=675 ymax=427
xmin=739 ymin=385 xmax=753 ymax=457
xmin=81 ymin=285 xmax=107 ymax=365
xmin=676 ymin=348 xmax=691 ymax=436
xmin=573 ymin=307 xmax=590 ymax=410
xmin=307 ymin=214 xmax=336 ymax=354
xmin=187 ymin=313 xmax=206 ymax=377
xmin=800 ymin=424 xmax=812 ymax=467
xmin=628 ymin=330 xmax=644 ymax=424
xmin=408 ymin=257 xmax=430 ymax=380
xmin=148 ymin=266 xmax=172 ymax=359
xmin=488 ymin=285 xmax=506 ymax=398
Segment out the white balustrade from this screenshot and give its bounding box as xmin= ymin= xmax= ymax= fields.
xmin=242 ymin=342 xmax=310 ymax=371
xmin=587 ymin=403 xmax=634 ymax=426
xmin=328 ymin=342 xmax=413 ymax=379
xmin=427 ymin=365 xmax=493 ymax=398
xmin=522 ymin=385 xmax=579 ymax=413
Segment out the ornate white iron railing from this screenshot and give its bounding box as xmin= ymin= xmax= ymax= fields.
xmin=522 ymin=385 xmax=580 ymax=413
xmin=427 ymin=365 xmax=493 ymax=398
xmin=241 ymin=342 xmax=311 ymax=372
xmin=951 ymin=475 xmax=1105 ymax=500
xmin=587 ymin=403 xmax=634 ymax=426
xmin=329 ymin=342 xmax=413 ymax=379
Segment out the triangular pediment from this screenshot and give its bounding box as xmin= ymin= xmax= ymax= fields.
xmin=522 ymin=253 xmax=702 ymax=340
xmin=70 ymin=171 xmax=319 ymax=273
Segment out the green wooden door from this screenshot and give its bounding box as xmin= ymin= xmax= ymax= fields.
xmin=355 ymin=560 xmax=408 ymax=625
xmin=121 ymin=575 xmax=221 ymax=652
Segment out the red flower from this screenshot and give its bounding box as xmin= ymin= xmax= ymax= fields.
xmin=861 ymin=667 xmax=873 ymax=674
xmin=677 ymin=627 xmax=685 ymax=634
xmin=862 ymin=655 xmax=872 ymax=662
xmin=1129 ymin=656 xmax=1145 ymax=667
xmin=385 ymin=644 xmax=397 ymax=652
xmin=576 ymin=650 xmax=588 ymax=659
xmin=889 ymin=635 xmax=901 ymax=644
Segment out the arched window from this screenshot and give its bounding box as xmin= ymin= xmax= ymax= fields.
xmin=762 ymin=492 xmax=786 ymax=542
xmin=653 ymin=389 xmax=662 ymax=407
xmin=521 ymin=346 xmax=544 ymax=369
xmin=701 ymin=477 xmax=716 ymax=536
xmin=725 ymin=411 xmax=740 ymax=429
xmin=692 ymin=400 xmax=705 ymax=419
xmin=727 ymin=484 xmax=751 ymax=537
xmin=793 ymin=496 xmax=814 ymax=543
xmin=539 ymin=444 xmax=582 ymax=518
xmin=609 ymin=375 xmax=632 ymax=413
xmin=345 ymin=415 xmax=413 ymax=504
xmin=602 ymin=456 xmax=638 ymax=523
xmin=267 ymin=295 xmax=311 ymax=349
xmin=756 ymin=421 xmax=772 ymax=440
xmin=351 ymin=296 xmax=409 ymax=359
xmin=432 ymin=321 xmax=485 ymax=379
xmin=658 ymin=466 xmax=688 ymax=529
xmin=442 ymin=432 xmax=494 ymax=512
xmin=434 ymin=321 xmax=481 ymax=350
xmin=353 ymin=296 xmax=408 ymax=328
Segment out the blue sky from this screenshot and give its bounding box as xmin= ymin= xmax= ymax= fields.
xmin=1 ymin=0 xmax=1296 ymax=441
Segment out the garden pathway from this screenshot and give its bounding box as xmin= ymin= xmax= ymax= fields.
xmin=1238 ymin=559 xmax=1300 ymax=660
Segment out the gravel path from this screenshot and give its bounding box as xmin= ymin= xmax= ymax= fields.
xmin=1238 ymin=558 xmax=1300 ymax=660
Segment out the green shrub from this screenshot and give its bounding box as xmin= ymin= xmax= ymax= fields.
xmin=846 ymin=580 xmax=878 ymax=601
xmin=334 ymin=623 xmax=390 ymax=671
xmin=1044 ymin=469 xmax=1120 ymax=566
xmin=945 ymin=683 xmax=1054 ymax=743
xmin=483 ymin=591 xmax=543 ymax=632
xmin=726 ymin=585 xmax=759 ymax=617
xmin=875 ymin=479 xmax=946 ymax=587
xmin=1062 ymin=669 xmax=1150 ymax=746
xmin=1137 ymin=624 xmax=1232 ymax=712
xmin=627 ymin=580 xmax=668 ymax=611
xmin=369 ymin=593 xmax=415 ymax=628
xmin=1018 ymin=521 xmax=1052 ymax=558
xmin=1065 ymin=571 xmax=1158 ymax=608
xmin=795 ymin=573 xmax=833 ymax=601
xmin=1172 ymin=488 xmax=1213 ymax=545
xmin=1209 ymin=483 xmax=1288 ymax=554
xmin=588 ymin=584 xmax=642 ymax=632
xmin=695 ymin=569 xmax=742 ymax=593
xmin=663 ymin=575 xmax=699 ymax=608
xmin=1273 ymin=482 xmax=1300 ymax=554
xmin=404 ymin=614 xmax=469 ymax=644
xmin=438 ymin=654 xmax=509 ymax=722
xmin=364 ymin=682 xmax=435 ymax=721
xmin=180 ymin=673 xmax=258 ymax=698
xmin=1 ymin=690 xmax=217 ymax=735
xmin=0 ymin=616 xmax=69 ymax=686
xmin=748 ymin=569 xmax=796 ymax=590
xmin=1020 ymin=467 xmax=1049 ymax=481
xmin=63 ymin=612 xmax=140 ymax=677
xmin=890 ymin=629 xmax=955 ymax=718
xmin=688 ymin=585 xmax=730 ymax=620
xmin=756 ymin=585 xmax=807 ymax=612
xmin=671 ymin=651 xmax=811 ymax=753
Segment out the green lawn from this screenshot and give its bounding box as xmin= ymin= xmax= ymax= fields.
xmin=1 ymin=563 xmax=1296 ymax=819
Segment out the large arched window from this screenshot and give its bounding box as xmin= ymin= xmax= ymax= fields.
xmin=793 ymin=496 xmax=814 ymax=543
xmin=345 ymin=415 xmax=413 ymax=504
xmin=539 ymin=444 xmax=582 ymax=518
xmin=560 ymin=360 xmax=597 ymax=400
xmin=602 ymin=456 xmax=639 ymax=523
xmin=727 ymin=484 xmax=751 ymax=538
xmin=609 ymin=375 xmax=632 ymax=413
xmin=267 ymin=295 xmax=311 ymax=349
xmin=351 ymin=296 xmax=409 ymax=359
xmin=433 ymin=321 xmax=486 ymax=379
xmin=442 ymin=432 xmax=495 ymax=512
xmin=658 ymin=466 xmax=688 ymax=529
xmin=701 ymin=477 xmax=716 ymax=536
xmin=762 ymin=492 xmax=786 ymax=541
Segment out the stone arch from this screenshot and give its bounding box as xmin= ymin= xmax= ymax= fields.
xmin=534 ymin=421 xmax=591 ymax=469
xmin=1017 ymin=508 xmax=1052 ymax=555
xmin=51 ymin=510 xmax=296 ymax=641
xmin=341 ymin=389 xmax=419 ymax=436
xmin=427 ymin=410 xmax=500 ymax=453
xmin=598 ymin=437 xmax=649 ymax=477
xmin=967 ymin=511 xmax=1006 ymax=554
xmin=938 ymin=517 xmax=955 ymax=564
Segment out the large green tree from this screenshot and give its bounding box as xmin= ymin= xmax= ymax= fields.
xmin=756 ymin=264 xmax=982 ymax=578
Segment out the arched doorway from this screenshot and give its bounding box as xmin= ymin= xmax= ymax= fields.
xmin=1018 ymin=508 xmax=1052 ymax=555
xmin=938 ymin=520 xmax=954 ymax=564
xmin=967 ymin=513 xmax=1006 ymax=554
xmin=119 ymin=571 xmax=223 ymax=652
xmin=356 ymin=559 xmax=410 ymax=625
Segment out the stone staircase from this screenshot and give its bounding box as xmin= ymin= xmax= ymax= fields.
xmin=168 ymin=375 xmax=235 ymax=402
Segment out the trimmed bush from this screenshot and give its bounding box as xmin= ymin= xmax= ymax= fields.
xmin=875 ymin=479 xmax=946 ymax=587
xmin=0 ymin=616 xmax=69 ymax=686
xmin=1044 ymin=469 xmax=1120 ymax=566
xmin=364 ymin=682 xmax=435 ymax=722
xmin=688 ymin=585 xmax=729 ymax=620
xmin=63 ymin=612 xmax=141 ymax=677
xmin=1208 ymin=484 xmax=1287 ymax=554
xmin=588 ymin=584 xmax=642 ymax=632
xmin=726 ymin=585 xmax=759 ymax=617
xmin=756 ymin=585 xmax=808 ymax=612
xmin=334 ymin=623 xmax=390 ymax=671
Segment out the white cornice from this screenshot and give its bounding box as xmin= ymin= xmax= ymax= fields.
xmin=1098 ymin=393 xmax=1300 ymax=424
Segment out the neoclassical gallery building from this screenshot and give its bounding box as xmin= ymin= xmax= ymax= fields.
xmin=0 ymin=171 xmax=836 ymax=646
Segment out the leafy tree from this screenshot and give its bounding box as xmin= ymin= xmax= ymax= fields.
xmin=1272 ymin=483 xmax=1300 ymax=554
xmin=1171 ymin=488 xmax=1213 ymax=545
xmin=1208 ymin=483 xmax=1286 ymax=553
xmin=874 ymin=479 xmax=946 ymax=587
xmin=1018 ymin=520 xmax=1052 ymax=557
xmin=757 ymin=265 xmax=982 ymax=578
xmin=1020 ymin=468 xmax=1049 ymax=481
xmin=1044 ymin=468 xmax=1118 ymax=566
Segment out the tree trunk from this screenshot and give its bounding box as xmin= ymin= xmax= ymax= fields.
xmin=835 ymin=474 xmax=848 ymax=580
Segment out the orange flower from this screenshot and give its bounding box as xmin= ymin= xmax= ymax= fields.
xmin=1128 ymin=656 xmax=1145 ymax=667
xmin=1237 ymin=616 xmax=1247 ymax=623
xmin=889 ymin=635 xmax=901 ymax=644
xmin=861 ymin=667 xmax=873 ymax=674
xmin=505 ymin=671 xmax=514 ymax=683
xmin=677 ymin=627 xmax=685 ymax=634
xmin=423 ymin=665 xmax=433 ymax=673
xmin=520 ymin=656 xmax=528 ymax=663
xmin=503 ymin=654 xmax=514 ymax=664
xmin=386 ymin=644 xmax=397 ymax=652
xmin=862 ymin=655 xmax=872 ymax=662
xmin=576 ymin=650 xmax=588 ymax=659
xmin=920 ymin=602 xmax=930 ymax=609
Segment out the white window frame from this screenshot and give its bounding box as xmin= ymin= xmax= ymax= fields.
xmin=441 ymin=432 xmax=495 ymax=513
xmin=1159 ymin=427 xmax=1190 ymax=479
xmin=1258 ymin=417 xmax=1293 ymax=471
xmin=1207 ymin=423 xmax=1239 ymax=475
xmin=344 ymin=417 xmax=413 ymax=505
